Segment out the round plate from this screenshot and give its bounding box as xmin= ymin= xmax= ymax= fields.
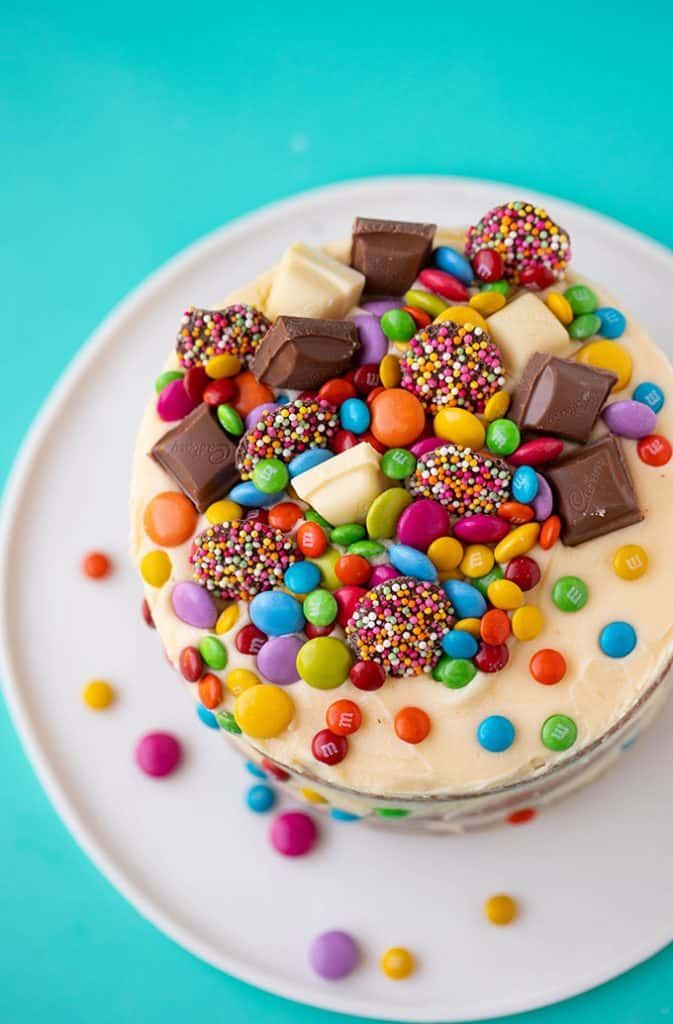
xmin=2 ymin=177 xmax=673 ymax=1022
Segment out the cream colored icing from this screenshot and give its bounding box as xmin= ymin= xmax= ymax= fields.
xmin=130 ymin=228 xmax=673 ymax=798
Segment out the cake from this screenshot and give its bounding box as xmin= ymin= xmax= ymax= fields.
xmin=130 ymin=201 xmax=673 ymax=830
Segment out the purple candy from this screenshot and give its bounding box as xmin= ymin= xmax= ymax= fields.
xmin=309 ymin=930 xmax=360 ymax=980
xmin=269 ymin=811 xmax=318 ymax=857
xmin=533 ymin=473 xmax=554 ymax=522
xmin=156 ymin=378 xmax=199 ymax=422
xmin=453 ymin=514 xmax=509 ymax=544
xmin=135 ymin=732 xmax=181 ymax=778
xmin=171 ymin=581 xmax=217 ymax=628
xmin=410 ymin=436 xmax=444 ymax=458
xmin=245 ymin=401 xmax=277 ymax=430
xmin=256 ymin=634 xmax=303 ymax=685
xmin=361 ymin=298 xmax=404 ymax=316
xmin=353 ymin=315 xmax=388 ymax=365
xmin=396 ymin=498 xmax=450 ymax=551
xmin=369 ymin=564 xmax=400 ymax=586
xmin=602 ymin=400 xmax=657 ymax=439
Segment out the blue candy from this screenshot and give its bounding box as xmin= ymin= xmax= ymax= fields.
xmin=442 ymin=579 xmax=487 ymax=619
xmin=229 ymin=481 xmax=279 ymax=507
xmin=245 ymin=760 xmax=267 ymax=779
xmin=441 ymin=629 xmax=478 ymax=659
xmin=284 ymin=560 xmax=321 ymax=594
xmin=276 ymin=393 xmax=290 ymax=404
xmin=599 ymin=621 xmax=637 ymax=658
xmin=329 ymin=809 xmax=360 ymax=822
xmin=432 ymin=245 xmax=474 ymax=285
xmin=633 ymin=381 xmax=665 ymax=414
xmin=339 ymin=397 xmax=371 ymax=435
xmin=596 ymin=306 xmax=626 ymax=339
xmin=196 ymin=705 xmax=219 ymax=729
xmin=512 ymin=465 xmax=539 ymax=504
xmin=389 ymin=544 xmax=438 ymax=582
xmin=477 ymin=715 xmax=515 ymax=752
xmin=288 ymin=448 xmax=334 ymax=477
xmin=246 ymin=783 xmax=276 ymax=813
xmin=250 ymin=590 xmax=305 ymax=636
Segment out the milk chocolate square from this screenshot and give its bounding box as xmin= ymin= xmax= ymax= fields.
xmin=543 ymin=435 xmax=642 ymax=546
xmin=351 ymin=217 xmax=436 ymax=295
xmin=510 ymin=354 xmax=617 ymax=443
xmin=252 ymin=316 xmax=359 ymax=390
xmin=151 ymin=404 xmax=239 ymax=512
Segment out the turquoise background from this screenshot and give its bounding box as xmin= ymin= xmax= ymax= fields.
xmin=2 ymin=1 xmax=672 ymax=1020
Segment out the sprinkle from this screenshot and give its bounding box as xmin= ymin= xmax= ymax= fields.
xmin=236 ymin=398 xmax=339 ymax=478
xmin=176 ymin=304 xmax=271 ymax=369
xmin=465 ymin=201 xmax=571 ymax=284
xmin=408 ymin=443 xmax=511 ymax=515
xmin=190 ymin=520 xmax=297 ymax=600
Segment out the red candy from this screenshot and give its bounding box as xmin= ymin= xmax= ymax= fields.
xmin=261 ymin=757 xmax=289 ymax=781
xmin=539 ymin=515 xmax=561 ymax=550
xmin=529 ymin=649 xmax=566 ymax=686
xmin=326 ymin=699 xmax=362 ymax=736
xmin=268 ymin=502 xmax=303 ymax=532
xmin=312 ymin=728 xmax=348 ymax=765
xmin=333 ymin=585 xmax=367 ymax=627
xmin=402 ymin=305 xmax=432 ymax=328
xmin=235 ymin=623 xmax=267 ymax=655
xmin=244 ymin=508 xmax=268 ymax=525
xmin=335 ymin=554 xmax=372 ymax=586
xmin=471 ymin=248 xmax=504 ymax=283
xmin=352 ymin=364 xmax=381 ymax=396
xmin=141 ymin=597 xmax=155 ymax=628
xmin=474 ymin=642 xmax=510 ymax=673
xmin=203 ymin=377 xmax=237 ymax=407
xmin=318 ymin=378 xmax=357 ymax=407
xmin=331 ymin=429 xmax=359 ymax=453
xmin=179 ymin=646 xmax=203 ymax=682
xmin=350 ymin=660 xmax=385 ymax=691
xmin=509 ymin=437 xmax=564 ymax=466
xmin=519 ymin=264 xmax=556 ymax=290
xmin=418 ymin=267 xmax=469 ymax=303
xmin=360 ymin=430 xmax=387 ymax=454
xmin=507 ymin=808 xmax=536 ymax=825
xmin=297 ymin=521 xmax=327 ymax=557
xmin=505 ymin=556 xmax=541 ymax=592
xmin=305 ymin=622 xmax=336 ymax=639
xmin=637 ymin=434 xmax=672 ymax=466
xmin=497 ymin=501 xmax=535 ymax=525
xmin=184 ymin=365 xmax=209 ymax=403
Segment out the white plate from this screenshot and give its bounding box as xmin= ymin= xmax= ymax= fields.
xmin=2 ymin=177 xmax=673 ymax=1023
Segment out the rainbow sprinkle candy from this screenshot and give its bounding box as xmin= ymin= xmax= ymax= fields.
xmin=236 ymin=398 xmax=339 ymax=478
xmin=408 ymin=443 xmax=511 ymax=515
xmin=190 ymin=520 xmax=297 ymax=600
xmin=465 ymin=201 xmax=571 ymax=284
xmin=345 ymin=577 xmax=454 ymax=677
xmin=399 ymin=322 xmax=505 ymax=415
xmin=176 ymin=304 xmax=271 ymax=369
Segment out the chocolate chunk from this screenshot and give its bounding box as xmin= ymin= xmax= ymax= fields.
xmin=151 ymin=404 xmax=239 ymax=512
xmin=543 ymin=435 xmax=642 ymax=546
xmin=351 ymin=217 xmax=436 ymax=295
xmin=252 ymin=316 xmax=360 ymax=390
xmin=510 ymin=353 xmax=617 ymax=443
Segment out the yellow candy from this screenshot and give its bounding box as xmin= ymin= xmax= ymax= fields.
xmin=439 ymin=569 xmax=464 ymax=582
xmin=309 ymin=548 xmax=340 ymax=590
xmin=494 ymin=523 xmax=540 ymax=563
xmin=433 ymin=407 xmax=485 ymax=449
xmin=140 ymin=549 xmax=171 ymax=587
xmin=484 ymin=893 xmax=518 ymax=926
xmin=380 ymin=353 xmax=401 ymax=388
xmin=234 ymin=684 xmax=294 ymax=738
xmin=216 ymin=604 xmax=240 ymax=634
xmin=226 ymin=668 xmax=259 ymax=696
xmin=427 ymin=536 xmax=464 ymax=572
xmin=206 ymin=498 xmax=242 ymax=524
xmin=300 ymin=787 xmax=328 ymax=804
xmin=82 ymin=679 xmax=114 ymax=710
xmin=511 ymin=605 xmax=544 ymax=641
xmin=205 ymin=353 xmax=241 ymax=378
xmin=460 ymin=544 xmax=495 ymax=579
xmin=545 ymin=292 xmax=573 ymax=326
xmin=380 ymin=946 xmax=415 ymax=980
xmin=483 ymin=390 xmax=511 ymax=422
xmin=454 ymin=617 xmax=482 ymax=637
xmin=469 ymin=291 xmax=506 ymax=315
xmin=433 ymin=305 xmax=489 ymax=333
xmin=613 ymin=544 xmax=648 ymax=580
xmin=575 ymin=340 xmax=632 ymax=391
xmin=487 ymin=579 xmax=523 ymax=610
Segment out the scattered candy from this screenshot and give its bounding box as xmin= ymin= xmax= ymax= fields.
xmin=312 ymin=728 xmax=349 ymax=764
xmin=270 ymin=811 xmax=318 ymax=857
xmin=297 ymin=637 xmax=353 ymax=689
xmin=486 ymin=418 xmax=520 ymax=456
xmin=82 ymin=679 xmax=114 ymax=710
xmin=394 ymin=707 xmax=431 ymax=744
xmin=484 ymin=894 xmax=518 ymax=926
xmin=237 ymin=398 xmax=338 ymax=478
xmin=380 ymin=947 xmax=416 ymax=980
xmin=171 ymin=581 xmax=217 ymax=628
xmin=408 ymin=444 xmax=511 ymax=516
xmin=246 ymin=783 xmax=276 ymax=813
xmin=576 ymin=339 xmax=632 ymax=391
xmin=144 ymin=491 xmax=197 ymax=547
xmin=434 ymin=407 xmax=485 ymax=449
xmin=369 ymin=388 xmax=425 ymax=447
xmin=326 ymin=699 xmax=362 ymax=736
xmin=309 ymin=930 xmax=359 ymax=980
xmin=637 ymin=434 xmax=672 ymax=466
xmin=135 ymin=732 xmax=181 ymax=777
xmin=529 ymin=649 xmax=566 ymax=685
xmin=511 ymin=466 xmax=538 ymax=504
xmin=602 ymin=400 xmax=657 ymax=439
xmin=632 ymin=381 xmax=664 ymax=413
xmin=234 ymin=684 xmax=294 ymax=738
xmin=613 ymin=544 xmax=648 ymax=581
xmin=551 ymin=576 xmax=589 ymax=613
xmin=82 ymin=550 xmax=111 ymax=579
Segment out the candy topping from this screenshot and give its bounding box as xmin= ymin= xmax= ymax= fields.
xmin=190 ymin=520 xmax=297 ymax=600
xmin=176 ymin=304 xmax=270 ymax=369
xmin=465 ymin=201 xmax=571 ymax=284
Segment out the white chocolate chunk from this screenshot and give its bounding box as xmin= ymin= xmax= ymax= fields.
xmin=487 ymin=292 xmax=574 ymax=380
xmin=292 ymin=443 xmax=387 ymax=525
xmin=266 ymin=242 xmax=365 ymax=320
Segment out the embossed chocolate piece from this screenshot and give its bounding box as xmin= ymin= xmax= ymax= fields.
xmin=351 ymin=217 xmax=436 ymax=295
xmin=510 ymin=353 xmax=617 ymax=443
xmin=543 ymin=435 xmax=642 ymax=546
xmin=252 ymin=316 xmax=359 ymax=390
xmin=151 ymin=404 xmax=239 ymax=512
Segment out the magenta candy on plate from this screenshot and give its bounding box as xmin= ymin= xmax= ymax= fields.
xmin=453 ymin=514 xmax=509 ymax=544
xmin=309 ymin=930 xmax=360 ymax=980
xmin=532 ymin=473 xmax=554 ymax=521
xmin=135 ymin=732 xmax=182 ymax=777
xmin=602 ymin=400 xmax=657 ymax=439
xmin=396 ymin=498 xmax=450 ymax=550
xmin=269 ymin=811 xmax=318 ymax=857
xmin=353 ymin=314 xmax=388 ymax=365
xmin=369 ymin=564 xmax=400 ymax=586
xmin=509 ymin=437 xmax=564 ymax=466
xmin=256 ymin=634 xmax=303 ymax=685
xmin=410 ymin=436 xmax=445 ymax=458
xmin=156 ymin=378 xmax=199 ymax=422
xmin=171 ymin=581 xmax=218 ymax=628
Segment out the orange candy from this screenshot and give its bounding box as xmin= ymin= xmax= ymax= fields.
xmin=370 ymin=389 xmax=426 ymax=448
xmin=230 ymin=371 xmax=274 ymax=418
xmin=539 ymin=515 xmax=561 ymax=550
xmin=394 ymin=706 xmax=431 ymax=744
xmin=402 ymin=305 xmax=432 ymax=328
xmin=497 ymin=501 xmax=535 ymax=525
xmin=529 ymin=649 xmax=566 ymax=685
xmin=82 ymin=550 xmax=111 ymax=579
xmin=326 ymin=699 xmax=362 ymax=736
xmin=480 ymin=609 xmax=511 ymax=646
xmin=268 ymin=502 xmax=303 ymax=533
xmin=144 ymin=492 xmax=197 ymax=547
xmin=335 ymin=554 xmax=371 ymax=586
xmin=318 ymin=378 xmax=357 ymax=406
xmin=199 ymin=673 xmax=223 ymax=709
xmin=296 ymin=521 xmax=327 ymax=557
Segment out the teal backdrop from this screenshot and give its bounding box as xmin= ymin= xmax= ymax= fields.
xmin=2 ymin=2 xmax=672 ymax=1021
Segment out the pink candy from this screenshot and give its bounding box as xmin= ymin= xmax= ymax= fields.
xmin=453 ymin=514 xmax=510 ymax=544
xmin=135 ymin=732 xmax=182 ymax=777
xmin=156 ymin=378 xmax=199 ymax=422
xmin=269 ymin=811 xmax=318 ymax=857
xmin=369 ymin=564 xmax=400 ymax=586
xmin=396 ymin=499 xmax=450 ymax=551
xmin=410 ymin=436 xmax=445 ymax=458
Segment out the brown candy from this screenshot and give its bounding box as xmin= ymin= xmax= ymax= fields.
xmin=350 ymin=217 xmax=436 ymax=295
xmin=150 ymin=404 xmax=239 ymax=512
xmin=252 ymin=316 xmax=359 ymax=390
xmin=543 ymin=435 xmax=642 ymax=546
xmin=510 ymin=353 xmax=616 ymax=443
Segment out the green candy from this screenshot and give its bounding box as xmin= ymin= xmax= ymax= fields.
xmin=330 ymin=523 xmax=366 ymax=547
xmin=199 ymin=635 xmax=228 ymax=670
xmin=552 ymin=575 xmax=589 ymax=612
xmin=303 ymin=589 xmax=338 ymax=627
xmin=381 ymin=308 xmax=417 ymax=342
xmin=404 ymin=288 xmax=447 ymax=318
xmin=217 ymin=403 xmax=244 ymax=436
xmin=481 ymin=281 xmax=510 ymax=297
xmin=564 ymin=284 xmax=597 ymax=316
xmin=433 ymin=656 xmax=477 ymax=689
xmin=155 ymin=369 xmax=184 ymax=394
xmin=348 ymin=539 xmax=385 ymax=558
xmin=252 ymin=457 xmax=289 ymax=494
xmin=568 ymin=313 xmax=601 ymax=341
xmin=375 ymin=808 xmax=410 ymax=818
xmin=305 ymin=508 xmax=333 ymax=531
xmin=381 ymin=447 xmax=417 ymax=480
xmin=366 ymin=487 xmax=413 ymax=540
xmin=486 ymin=418 xmax=520 ymax=456
xmin=215 ymin=710 xmax=241 ymax=735
xmin=471 ymin=565 xmax=504 ymax=597
xmin=541 ymin=714 xmax=577 ymax=752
